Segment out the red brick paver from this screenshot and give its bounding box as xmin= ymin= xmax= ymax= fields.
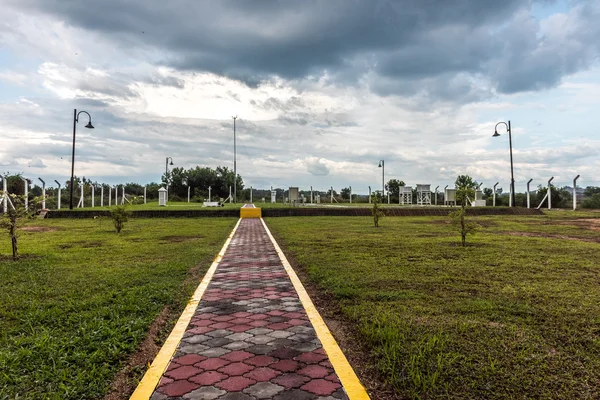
xmin=151 ymin=218 xmax=350 ymax=399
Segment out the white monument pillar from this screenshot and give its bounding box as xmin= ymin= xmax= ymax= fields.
xmin=38 ymin=178 xmax=46 ymax=209
xmin=54 ymin=180 xmax=61 ymax=210
xmin=573 ymin=175 xmax=580 ymax=210
xmin=493 ymin=182 xmax=499 ymax=207
xmin=548 ymin=177 xmax=554 ymax=210
xmin=21 ymin=177 xmax=29 ymax=211
xmin=2 ymin=176 xmax=7 ymax=213
xmin=526 ymin=179 xmax=532 ymax=208
xmin=91 ymin=185 xmax=95 ymax=208
xmin=208 ymin=186 xmax=212 ymax=202
xmin=79 ymin=183 xmax=84 ymax=208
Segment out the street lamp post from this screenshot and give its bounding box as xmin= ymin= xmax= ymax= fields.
xmin=232 ymin=116 xmax=237 ymax=204
xmin=493 ymin=121 xmax=516 ymax=207
xmin=378 ymin=160 xmax=384 ymax=200
xmin=165 ymin=157 xmax=174 ymax=199
xmin=69 ymin=109 xmax=94 ymax=209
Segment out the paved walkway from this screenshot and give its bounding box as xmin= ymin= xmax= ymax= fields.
xmin=148 ymin=218 xmax=357 ymax=400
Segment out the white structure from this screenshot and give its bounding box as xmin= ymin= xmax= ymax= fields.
xmin=416 ymin=184 xmax=431 ymax=205
xmin=310 ymin=186 xmax=313 ymax=204
xmin=158 ymin=187 xmax=167 ymax=206
xmin=289 ymin=187 xmax=299 ymax=205
xmin=573 ymin=175 xmax=580 ymax=210
xmin=250 ymin=186 xmax=253 ymax=203
xmin=114 ymin=185 xmax=118 ymax=206
xmin=144 ymin=186 xmax=147 ymax=204
xmin=38 ymin=178 xmax=46 ymax=209
xmin=108 ymin=186 xmax=112 ymax=207
xmin=434 ymin=186 xmax=439 ymax=205
xmin=315 ymin=194 xmax=321 ymax=204
xmin=548 ymin=177 xmax=554 ymax=210
xmin=444 ymin=188 xmax=456 ymax=206
xmin=368 ymin=186 xmax=371 ymax=204
xmin=472 ymin=190 xmax=486 ymax=207
xmin=91 ymin=185 xmax=95 ymax=208
xmin=208 ymin=186 xmax=212 ymax=202
xmin=121 ymin=186 xmax=126 ymax=205
xmin=101 ymin=185 xmax=104 ymax=207
xmin=349 ymin=186 xmax=352 ymax=204
xmin=54 ymin=180 xmax=62 ymax=210
xmin=77 ymin=183 xmax=84 ymax=208
xmin=526 ymin=179 xmax=533 ymax=208
xmin=2 ymin=176 xmax=8 ymax=213
xmin=400 ymin=186 xmax=412 ymax=205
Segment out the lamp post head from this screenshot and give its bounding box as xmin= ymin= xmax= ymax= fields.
xmin=378 ymin=161 xmax=383 ymax=168
xmin=492 ymin=131 xmax=500 ymax=137
xmin=169 ymin=161 xmax=174 ymax=166
xmin=85 ymin=122 xmax=94 ymax=129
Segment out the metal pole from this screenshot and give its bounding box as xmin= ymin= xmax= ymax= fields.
xmin=165 ymin=157 xmax=168 ymax=200
xmin=54 ymin=180 xmax=61 ymax=210
xmin=187 ymin=185 xmax=190 ymax=203
xmin=122 ymin=186 xmax=125 ymax=205
xmin=38 ymin=178 xmax=46 ymax=209
xmin=114 ymin=185 xmax=118 ymax=206
xmin=101 ymin=185 xmax=104 ymax=207
xmin=250 ymin=186 xmax=253 ymax=203
xmin=2 ymin=176 xmax=6 ymax=213
xmin=527 ymin=179 xmax=532 ymax=208
xmin=435 ymin=186 xmax=439 ymax=205
xmin=349 ymin=186 xmax=352 ymax=204
xmin=508 ymin=121 xmax=516 ymax=207
xmin=382 ymin=160 xmax=385 ymax=200
xmin=310 ymin=186 xmax=313 ymax=204
xmin=91 ymin=185 xmax=95 ymax=208
xmin=69 ymin=109 xmax=77 ymax=209
xmin=233 ymin=116 xmax=237 ymax=204
xmin=79 ymin=183 xmax=84 ymax=208
xmin=369 ymin=186 xmax=371 ymax=204
xmin=573 ymin=175 xmax=580 ymax=210
xmin=144 ymin=186 xmax=146 ymax=204
xmin=331 ymin=186 xmax=333 ymax=203
xmin=108 ymin=186 xmax=112 ymax=206
xmin=493 ymin=182 xmax=499 ymax=207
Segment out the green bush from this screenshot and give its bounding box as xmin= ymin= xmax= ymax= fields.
xmin=109 ymin=206 xmax=131 ymax=233
xmin=581 ymin=194 xmax=600 ymax=209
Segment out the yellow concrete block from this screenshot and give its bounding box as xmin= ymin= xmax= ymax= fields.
xmin=240 ymin=207 xmax=262 ymax=218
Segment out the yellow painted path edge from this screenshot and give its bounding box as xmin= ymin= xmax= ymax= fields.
xmin=130 ymin=218 xmax=242 ymax=400
xmin=260 ymin=218 xmax=371 ymax=400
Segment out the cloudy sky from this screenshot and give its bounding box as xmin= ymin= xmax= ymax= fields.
xmin=1 ymin=0 xmax=599 ymax=193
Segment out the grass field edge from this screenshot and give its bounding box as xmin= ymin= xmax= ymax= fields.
xmin=260 ymin=218 xmax=371 ymax=400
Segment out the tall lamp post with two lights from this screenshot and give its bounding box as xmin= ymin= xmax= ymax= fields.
xmin=69 ymin=109 xmax=94 ymax=210
xmin=493 ymin=121 xmax=516 ymax=207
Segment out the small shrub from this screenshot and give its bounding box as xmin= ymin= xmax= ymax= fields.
xmin=0 ymin=194 xmax=40 ymax=260
xmin=110 ymin=206 xmax=131 ymax=233
xmin=372 ymin=194 xmax=384 ymax=227
xmin=449 ymin=207 xmax=479 ymax=247
xmin=581 ymin=194 xmax=600 ymax=209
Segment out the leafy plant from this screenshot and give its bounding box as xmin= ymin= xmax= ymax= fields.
xmin=0 ymin=194 xmax=39 ymax=260
xmin=372 ymin=193 xmax=384 ymax=227
xmin=109 ymin=205 xmax=131 ymax=233
xmin=450 ymin=175 xmax=480 ymax=246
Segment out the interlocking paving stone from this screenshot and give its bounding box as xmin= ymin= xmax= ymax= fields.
xmin=150 ymin=218 xmax=351 ymax=399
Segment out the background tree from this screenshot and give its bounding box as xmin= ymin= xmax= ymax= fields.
xmin=340 ymin=187 xmax=351 ymax=200
xmin=386 ymin=179 xmax=405 ymax=203
xmin=536 ymin=184 xmax=572 ymax=208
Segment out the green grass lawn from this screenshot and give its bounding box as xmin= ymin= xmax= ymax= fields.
xmin=0 ymin=217 xmax=236 ymax=399
xmin=266 ymin=212 xmax=600 ymax=399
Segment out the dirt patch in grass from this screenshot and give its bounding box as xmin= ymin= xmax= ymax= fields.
xmin=104 ymin=262 xmax=207 ymax=400
xmin=21 ymin=226 xmax=59 ymax=232
xmin=563 ymin=218 xmax=600 ymax=232
xmin=160 ymin=235 xmax=205 ymax=243
xmin=504 ymin=231 xmax=600 ymax=243
xmin=103 ymin=306 xmax=171 ymax=400
xmin=272 ymin=234 xmax=399 ymax=400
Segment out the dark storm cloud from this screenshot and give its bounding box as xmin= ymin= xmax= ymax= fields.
xmin=12 ymin=0 xmax=600 ymax=96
